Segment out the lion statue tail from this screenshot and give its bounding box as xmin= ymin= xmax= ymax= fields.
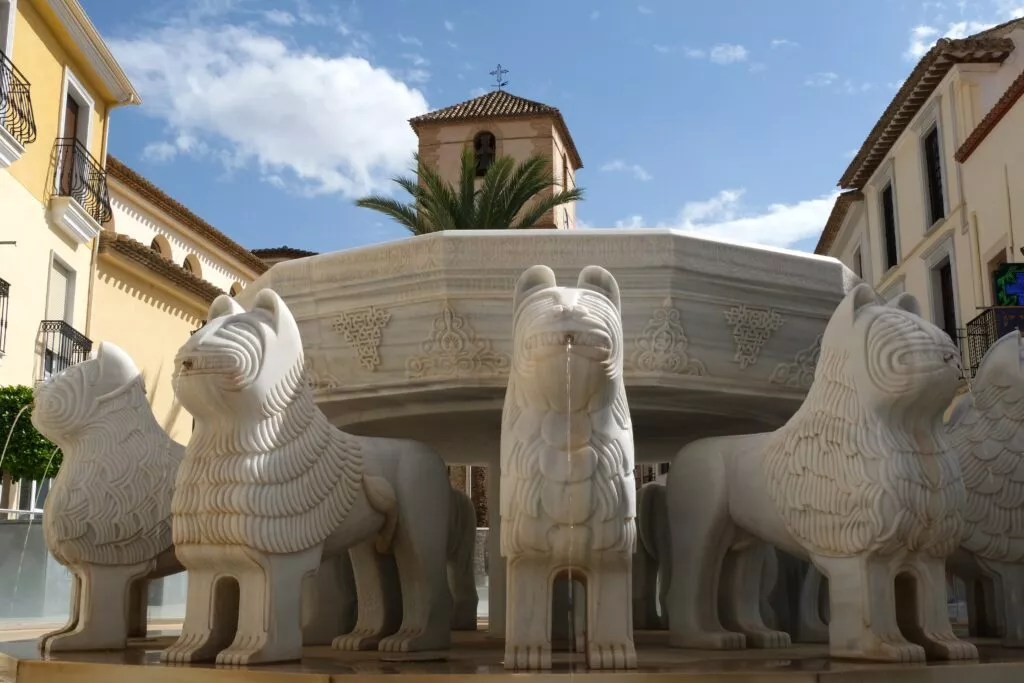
xmin=362 ymin=475 xmax=398 ymax=553
xmin=637 ymin=484 xmax=660 ymax=559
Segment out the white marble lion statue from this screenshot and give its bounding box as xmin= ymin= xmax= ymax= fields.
xmin=500 ymin=264 xmax=637 ymax=671
xmin=664 ymin=284 xmax=977 ymax=663
xmin=162 ymin=290 xmax=453 ymax=665
xmin=946 ymin=329 xmax=1024 ymax=647
xmin=31 ymin=341 xmax=184 ymax=654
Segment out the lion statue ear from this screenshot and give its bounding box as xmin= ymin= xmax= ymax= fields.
xmin=208 ymin=294 xmax=245 ymax=320
xmin=513 ymin=265 xmax=557 ymax=312
xmin=888 ymin=292 xmax=922 ymax=318
xmin=578 ymin=265 xmax=621 ymax=311
xmin=95 ymin=341 xmax=140 ymax=386
xmin=250 ymin=288 xmax=298 ymax=337
xmin=839 ymin=282 xmax=879 ymax=322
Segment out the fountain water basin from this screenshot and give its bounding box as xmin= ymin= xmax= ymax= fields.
xmin=239 ymin=229 xmax=856 ymax=463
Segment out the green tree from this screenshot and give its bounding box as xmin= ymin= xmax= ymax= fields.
xmin=356 ymin=146 xmax=584 ymax=234
xmin=0 ymin=385 xmax=61 ymax=482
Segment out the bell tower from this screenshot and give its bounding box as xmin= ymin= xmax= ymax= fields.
xmin=408 ymin=84 xmax=583 ymax=229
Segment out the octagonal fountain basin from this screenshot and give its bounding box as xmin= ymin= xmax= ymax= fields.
xmin=239 ymin=229 xmax=857 ymax=463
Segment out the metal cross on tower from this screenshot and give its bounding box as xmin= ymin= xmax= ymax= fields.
xmin=489 ymin=63 xmax=509 ymax=91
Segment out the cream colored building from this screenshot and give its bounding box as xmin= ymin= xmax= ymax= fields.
xmin=0 ymin=0 xmax=268 ymax=508
xmin=409 ymin=89 xmax=583 ymax=229
xmin=816 ymin=19 xmax=1024 ymax=376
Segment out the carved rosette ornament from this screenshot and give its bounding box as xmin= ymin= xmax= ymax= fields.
xmin=406 ymin=301 xmax=510 ymax=379
xmin=331 ymin=305 xmax=392 ymax=372
xmin=769 ymin=334 xmax=822 ymax=389
xmin=632 ymin=298 xmax=706 ymax=375
xmin=723 ymin=304 xmax=784 ymax=369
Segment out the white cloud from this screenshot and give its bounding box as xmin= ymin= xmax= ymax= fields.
xmin=263 ymin=10 xmax=295 ymax=26
xmin=638 ymin=5 xmax=654 ymax=14
xmin=403 ymin=53 xmax=429 ymax=67
xmin=617 ymin=189 xmax=838 ymax=249
xmin=684 ymin=47 xmax=706 ymax=59
xmin=142 ymin=141 xmax=178 ymax=162
xmin=444 ymin=19 xmax=455 ymax=32
xmin=470 ymin=86 xmax=489 ymax=97
xmin=904 ymin=14 xmax=1011 ymax=60
xmin=599 ymin=160 xmax=652 ymax=181
xmin=397 ymin=33 xmax=422 ymax=46
xmin=805 ymin=72 xmax=838 ymax=87
xmin=770 ymin=38 xmax=799 ymax=49
xmin=838 ymin=79 xmax=873 ymax=94
xmin=654 ymin=44 xmax=673 ymax=54
xmin=108 ymin=23 xmax=429 ymax=198
xmin=709 ymin=44 xmax=748 ymax=64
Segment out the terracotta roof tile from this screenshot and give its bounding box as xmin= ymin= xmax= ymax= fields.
xmin=956 ymin=66 xmax=1024 ymax=162
xmin=251 ymin=246 xmax=319 ymax=261
xmin=839 ymin=36 xmax=1015 ymax=190
xmin=409 ymin=90 xmax=584 ymax=169
xmin=98 ymin=232 xmax=225 ymax=304
xmin=105 ymin=157 xmax=269 ymax=276
xmin=814 ymin=191 xmax=864 ymax=255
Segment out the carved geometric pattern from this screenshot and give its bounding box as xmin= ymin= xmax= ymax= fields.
xmin=406 ymin=301 xmax=510 ymax=379
xmin=723 ymin=304 xmax=784 ymax=369
xmin=768 ymin=334 xmax=822 ymax=389
xmin=331 ymin=305 xmax=392 ymax=371
xmin=631 ymin=298 xmax=706 ymax=375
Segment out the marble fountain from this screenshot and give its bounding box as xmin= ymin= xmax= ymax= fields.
xmin=5 ymin=228 xmax=1024 ymax=682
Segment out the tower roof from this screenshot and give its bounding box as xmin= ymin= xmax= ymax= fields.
xmin=409 ymin=90 xmax=583 ymax=169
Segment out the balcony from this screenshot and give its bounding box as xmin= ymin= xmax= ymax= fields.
xmin=37 ymin=320 xmax=92 ymax=383
xmin=0 ymin=278 xmax=8 ymax=356
xmin=48 ymin=138 xmax=112 ymax=244
xmin=0 ymin=51 xmax=37 ymax=167
xmin=959 ymin=306 xmax=1024 ymax=378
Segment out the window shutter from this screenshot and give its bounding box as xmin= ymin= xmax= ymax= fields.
xmin=46 ymin=262 xmax=70 ymax=321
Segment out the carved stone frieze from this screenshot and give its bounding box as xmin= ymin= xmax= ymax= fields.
xmin=631 ymin=298 xmax=706 ymax=375
xmin=330 ymin=305 xmax=392 ymax=371
xmin=769 ymin=334 xmax=821 ymax=389
xmin=723 ymin=304 xmax=784 ymax=369
xmin=406 ymin=301 xmax=510 ymax=379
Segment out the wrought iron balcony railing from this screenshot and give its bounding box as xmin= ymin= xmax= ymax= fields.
xmin=0 ymin=51 xmax=37 ymax=147
xmin=960 ymin=306 xmax=1024 ymax=378
xmin=38 ymin=320 xmax=92 ymax=382
xmin=0 ymin=278 xmax=8 ymax=356
xmin=51 ymin=138 xmax=112 ymax=225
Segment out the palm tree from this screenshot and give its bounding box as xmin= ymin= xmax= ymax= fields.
xmin=356 ymin=146 xmax=584 ymax=234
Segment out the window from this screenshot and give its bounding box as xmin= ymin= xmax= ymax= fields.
xmin=852 ymin=247 xmax=863 ymax=278
xmin=923 ymin=125 xmax=945 ymax=226
xmin=881 ymin=183 xmax=898 ymax=270
xmin=987 ymin=250 xmax=1008 ymax=305
xmin=55 ymin=68 xmax=95 ymax=197
xmin=0 ymin=277 xmax=8 ymax=356
xmin=562 ymin=152 xmax=569 ymax=189
xmin=182 ymin=258 xmax=193 ymax=274
xmin=473 ymin=131 xmax=496 ymax=177
xmin=150 ymin=238 xmax=163 ymax=254
xmin=182 ymin=254 xmax=201 ymax=277
xmin=229 ymin=283 xmax=242 ymax=298
xmin=0 ymin=0 xmax=15 ymax=56
xmin=934 ymin=258 xmax=957 ymax=344
xmin=46 ymin=259 xmax=72 ymax=323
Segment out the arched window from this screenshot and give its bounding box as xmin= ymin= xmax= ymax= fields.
xmin=149 ymin=234 xmax=172 ymax=258
xmin=229 ymin=283 xmax=242 ymax=298
xmin=182 ymin=254 xmax=201 ymax=277
xmin=473 ymin=131 xmax=496 ymax=178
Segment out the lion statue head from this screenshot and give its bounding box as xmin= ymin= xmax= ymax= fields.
xmin=822 ymin=283 xmax=962 ymax=418
xmin=32 ymin=341 xmax=143 ymax=449
xmin=509 ymin=265 xmax=625 ymax=415
xmin=173 ymin=289 xmax=305 ymax=422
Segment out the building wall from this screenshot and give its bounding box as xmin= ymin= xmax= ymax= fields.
xmin=416 ymin=117 xmax=576 ymax=229
xmin=9 ymin=0 xmax=109 ymax=203
xmin=88 ymin=258 xmax=204 ymax=443
xmin=109 ymin=190 xmax=252 ymax=294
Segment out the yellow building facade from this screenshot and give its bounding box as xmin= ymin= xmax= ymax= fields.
xmin=0 ymin=0 xmax=138 ymax=388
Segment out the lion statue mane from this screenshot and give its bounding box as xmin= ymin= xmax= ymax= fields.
xmin=161 ymin=290 xmax=453 ymax=666
xmin=500 ymin=264 xmax=637 ymax=671
xmin=32 ymin=341 xmax=184 ymax=654
xmin=946 ymin=329 xmax=1024 ymax=647
xmin=664 ymin=283 xmax=977 ymax=663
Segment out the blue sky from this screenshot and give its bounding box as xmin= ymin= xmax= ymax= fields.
xmin=82 ymin=0 xmax=1024 ymax=255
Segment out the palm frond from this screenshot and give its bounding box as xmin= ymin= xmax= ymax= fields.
xmin=355 ymin=195 xmax=426 ymax=234
xmin=512 ymin=187 xmax=586 ymax=230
